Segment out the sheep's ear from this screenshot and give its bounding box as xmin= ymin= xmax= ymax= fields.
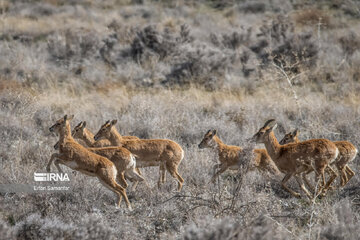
xmin=270 ymin=123 xmax=278 ymax=130
xmin=75 ymin=121 xmax=83 ymax=128
xmin=111 ymin=119 xmax=118 ymax=126
xmin=64 ymin=115 xmax=68 ymax=121
xmin=82 ymin=121 xmax=87 ymax=128
xmin=205 ymin=129 xmax=211 ymax=135
xmin=265 ymin=123 xmax=277 ymax=132
xmin=212 ymin=129 xmax=217 ymax=136
xmin=263 ymin=119 xmax=276 ymax=128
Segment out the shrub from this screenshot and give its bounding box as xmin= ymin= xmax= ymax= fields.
xmin=210 ymin=27 xmax=252 ymax=50
xmin=15 ymin=213 xmax=115 ymax=240
xmin=319 ymin=200 xmax=360 ymax=240
xmin=252 ymin=15 xmax=318 ymax=73
xmin=293 ymin=9 xmax=330 ymax=27
xmin=239 ymin=2 xmax=266 ymax=14
xmin=206 ymin=0 xmax=235 ymax=10
xmin=183 ymin=215 xmax=290 ymax=240
xmin=0 ymin=219 xmax=14 ymax=240
xmin=164 ymin=46 xmax=234 ymax=90
xmin=339 ymin=32 xmax=360 ymax=57
xmin=47 ymin=29 xmax=101 ymax=66
xmin=130 ymin=24 xmax=193 ymax=64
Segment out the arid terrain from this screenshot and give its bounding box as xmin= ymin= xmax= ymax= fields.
xmin=1 ymin=0 xmax=360 ymax=239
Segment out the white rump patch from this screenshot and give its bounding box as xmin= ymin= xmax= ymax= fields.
xmin=112 ymin=165 xmax=118 ymax=177
xmin=127 ymin=154 xmax=136 ymax=169
xmin=350 ymin=148 xmax=358 ymax=162
xmin=330 ymin=148 xmax=339 ymax=164
xmin=180 ymin=149 xmax=184 ymax=161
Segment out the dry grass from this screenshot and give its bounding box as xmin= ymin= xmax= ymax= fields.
xmin=1 ymin=1 xmax=360 ymax=239
xmin=293 ymin=8 xmax=331 ymax=27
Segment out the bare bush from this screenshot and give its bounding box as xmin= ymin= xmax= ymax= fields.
xmin=293 ymin=8 xmax=330 ymax=27
xmin=47 ymin=30 xmax=101 ymax=66
xmin=15 ymin=213 xmax=115 ymax=240
xmin=210 ymin=27 xmax=252 ymax=50
xmin=253 ymin=15 xmax=318 ymax=74
xmin=319 ymin=200 xmax=360 ymax=240
xmin=164 ymin=46 xmax=235 ymax=89
xmin=339 ymin=32 xmax=360 ymax=57
xmin=184 ymin=215 xmax=290 ymax=240
xmin=0 ymin=219 xmax=15 ymax=239
xmin=239 ymin=2 xmax=266 ymax=14
xmin=130 ymin=24 xmax=193 ymax=64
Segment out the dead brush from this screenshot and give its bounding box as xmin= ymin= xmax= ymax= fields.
xmin=252 ymin=15 xmax=318 ymax=74
xmin=293 ymin=9 xmax=331 ymax=27
xmin=130 ymin=24 xmax=193 ymax=64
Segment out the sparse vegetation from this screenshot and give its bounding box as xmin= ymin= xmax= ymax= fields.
xmin=1 ymin=0 xmax=360 ymax=239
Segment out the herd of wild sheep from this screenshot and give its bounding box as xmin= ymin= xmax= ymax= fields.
xmin=47 ymin=115 xmax=357 ymax=209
